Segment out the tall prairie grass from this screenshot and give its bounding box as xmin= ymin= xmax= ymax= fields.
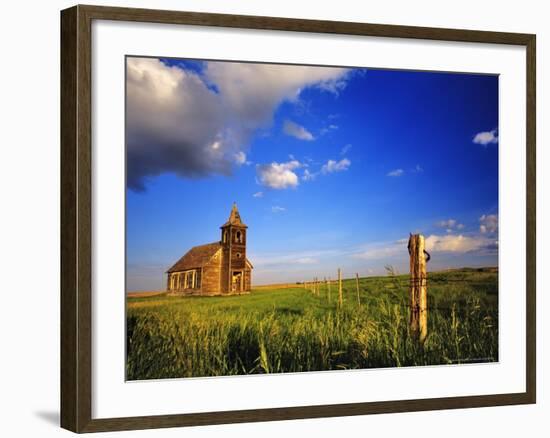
xmin=126 ymin=268 xmax=498 ymax=380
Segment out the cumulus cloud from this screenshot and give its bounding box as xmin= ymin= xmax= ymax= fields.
xmin=126 ymin=57 xmax=349 ymax=191
xmin=479 ymin=214 xmax=498 ymax=234
xmin=437 ymin=219 xmax=457 ymax=228
xmin=425 ymin=234 xmax=493 ymax=253
xmin=283 ymin=120 xmax=315 ymax=141
xmin=271 ymin=206 xmax=286 ymax=213
xmin=473 ymin=129 xmax=498 ymax=146
xmin=316 ymin=74 xmax=351 ymax=94
xmin=300 ymin=157 xmax=350 ymax=181
xmin=126 ymin=58 xmax=226 ymax=191
xmin=387 ymin=169 xmax=404 ymax=177
xmin=257 ymin=160 xmax=301 ymax=189
xmin=436 ymin=219 xmax=464 ymax=232
xmin=321 ymin=158 xmax=351 ymax=174
xmin=354 ymin=232 xmax=497 ymax=261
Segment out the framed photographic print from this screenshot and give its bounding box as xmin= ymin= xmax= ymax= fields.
xmin=60 ymin=4 xmax=536 ymax=433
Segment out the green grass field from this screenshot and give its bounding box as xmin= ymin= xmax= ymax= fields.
xmin=126 ymin=268 xmax=498 ymax=380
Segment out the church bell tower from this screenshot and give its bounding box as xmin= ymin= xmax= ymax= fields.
xmin=220 ymin=203 xmax=247 ymax=293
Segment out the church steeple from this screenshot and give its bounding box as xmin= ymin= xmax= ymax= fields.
xmin=220 ymin=203 xmax=248 ymax=293
xmin=221 ymin=202 xmax=247 ymax=228
xmin=220 ymin=203 xmax=247 ymax=246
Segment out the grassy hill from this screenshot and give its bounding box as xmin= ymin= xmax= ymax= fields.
xmin=126 ymin=268 xmax=498 ymax=380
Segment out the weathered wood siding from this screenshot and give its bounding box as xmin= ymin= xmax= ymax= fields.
xmin=202 ymin=249 xmax=222 ymax=295
xmin=229 ymin=228 xmax=247 ymax=271
xmin=166 ymin=205 xmax=253 ymax=297
xmin=244 ymin=267 xmax=252 ymax=292
xmin=220 ymin=250 xmax=229 ymax=294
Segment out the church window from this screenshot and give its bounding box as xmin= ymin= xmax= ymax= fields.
xmin=235 ymin=230 xmax=243 ymax=243
xmin=185 ymin=271 xmax=193 ymax=289
xmin=195 ymin=269 xmax=202 ymax=289
xmin=177 ymin=269 xmax=201 ymax=289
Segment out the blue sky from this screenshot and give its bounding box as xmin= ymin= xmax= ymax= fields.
xmin=126 ymin=57 xmax=499 ymax=291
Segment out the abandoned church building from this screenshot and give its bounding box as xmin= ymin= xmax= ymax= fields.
xmin=166 ymin=203 xmax=253 ymax=296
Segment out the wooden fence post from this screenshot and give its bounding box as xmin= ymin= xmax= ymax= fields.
xmin=338 ymin=268 xmax=343 ymax=308
xmin=327 ymin=277 xmax=332 ymax=303
xmin=408 ymin=233 xmax=429 ymax=344
xmin=355 ymin=273 xmax=361 ymax=305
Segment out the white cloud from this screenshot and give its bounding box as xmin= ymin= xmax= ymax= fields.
xmin=437 ymin=219 xmax=457 ymax=228
xmin=248 ymin=228 xmax=497 ymax=283
xmin=352 ymin=242 xmax=404 ymax=260
xmin=252 ymin=191 xmax=263 ymax=198
xmin=257 ymin=160 xmax=301 ymax=189
xmin=413 ymin=164 xmax=423 ymax=173
xmin=250 ymin=248 xmax=342 ymax=268
xmin=320 ymin=124 xmax=339 ymax=135
xmin=321 ymin=158 xmax=351 ymax=174
xmin=479 ymin=214 xmax=498 ymax=233
xmin=425 ymin=234 xmax=489 ymax=253
xmin=302 ymin=169 xmax=317 ymax=181
xmin=473 ymin=129 xmax=498 ymax=145
xmin=436 ymin=218 xmax=465 ymax=231
xmin=301 ymin=158 xmax=350 ymax=181
xmin=234 ymin=151 xmax=247 ymax=165
xmin=354 ymin=232 xmax=497 ymax=261
xmin=317 ymin=77 xmax=349 ymax=95
xmin=271 ymin=206 xmax=286 ymax=213
xmin=126 ymin=57 xmax=349 ymax=190
xmin=283 ymin=120 xmax=315 ymax=141
xmin=341 ymin=144 xmax=352 ymax=155
xmin=295 ymin=257 xmax=318 ymax=264
xmin=387 ymin=168 xmax=404 ymax=177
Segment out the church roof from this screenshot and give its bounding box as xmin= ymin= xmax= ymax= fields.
xmin=166 ymin=242 xmax=221 ymax=273
xmin=167 ymin=241 xmax=253 ymax=273
xmin=221 ymin=202 xmax=247 ymax=228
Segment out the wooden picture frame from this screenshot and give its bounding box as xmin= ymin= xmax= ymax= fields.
xmin=60 ymin=4 xmax=536 ymax=433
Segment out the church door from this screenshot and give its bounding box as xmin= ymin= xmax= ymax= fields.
xmin=232 ymin=271 xmax=243 ymax=293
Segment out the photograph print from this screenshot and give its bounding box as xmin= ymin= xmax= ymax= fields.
xmin=125 ymin=56 xmax=499 ymax=380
